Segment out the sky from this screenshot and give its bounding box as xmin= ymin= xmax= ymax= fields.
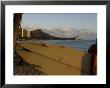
xmin=21 ymin=13 xmax=97 ymax=39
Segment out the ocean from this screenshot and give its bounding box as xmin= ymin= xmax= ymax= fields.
xmin=21 ymin=39 xmax=96 ymax=52
xmin=41 ymin=40 xmax=96 ymax=52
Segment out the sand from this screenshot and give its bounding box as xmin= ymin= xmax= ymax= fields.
xmin=14 ymin=52 xmax=46 ymax=75
xmin=15 ymin=42 xmax=91 ymax=75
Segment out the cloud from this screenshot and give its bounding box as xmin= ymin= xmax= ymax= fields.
xmin=43 ymin=28 xmax=97 ymax=39
xmin=54 ymin=28 xmax=73 ymax=33
xmin=23 ymin=26 xmax=97 ymax=39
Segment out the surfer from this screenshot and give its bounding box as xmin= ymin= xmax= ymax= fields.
xmin=88 ymin=39 xmax=97 ymax=75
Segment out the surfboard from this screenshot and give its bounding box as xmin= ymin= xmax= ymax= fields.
xmin=16 ymin=42 xmax=91 ymax=75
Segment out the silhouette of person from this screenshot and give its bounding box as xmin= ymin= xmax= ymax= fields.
xmin=88 ymin=39 xmax=97 ymax=75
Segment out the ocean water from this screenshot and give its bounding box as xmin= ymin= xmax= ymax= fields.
xmin=41 ymin=40 xmax=96 ymax=52
xmin=24 ymin=39 xmax=96 ymax=52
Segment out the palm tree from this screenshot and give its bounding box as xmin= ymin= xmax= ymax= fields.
xmin=13 ymin=13 xmax=23 ymax=49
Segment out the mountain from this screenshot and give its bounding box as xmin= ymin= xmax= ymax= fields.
xmin=30 ymin=29 xmax=81 ymax=40
xmin=30 ymin=29 xmax=57 ymax=39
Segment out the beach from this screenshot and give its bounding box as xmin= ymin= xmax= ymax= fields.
xmin=14 ymin=52 xmax=46 ymax=75
xmin=14 ymin=41 xmax=91 ymax=75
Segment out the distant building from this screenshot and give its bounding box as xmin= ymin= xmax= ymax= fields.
xmin=27 ymin=30 xmax=30 ymax=37
xmin=23 ymin=29 xmax=27 ymax=37
xmin=73 ymin=36 xmax=80 ymax=40
xmin=16 ymin=28 xmax=28 ymax=39
xmin=76 ymin=36 xmax=80 ymax=40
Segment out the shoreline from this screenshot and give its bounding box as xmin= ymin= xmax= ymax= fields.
xmin=17 ymin=39 xmax=95 ymax=52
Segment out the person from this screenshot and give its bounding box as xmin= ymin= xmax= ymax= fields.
xmin=88 ymin=39 xmax=97 ymax=75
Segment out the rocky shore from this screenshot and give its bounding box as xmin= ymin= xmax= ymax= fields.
xmin=14 ymin=52 xmax=46 ymax=75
